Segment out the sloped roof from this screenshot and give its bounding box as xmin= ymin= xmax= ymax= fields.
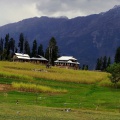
xmin=55 ymin=56 xmax=80 ymax=64
xmin=57 ymin=56 xmax=77 ymax=61
xmin=55 ymin=60 xmax=80 ymax=64
xmin=31 ymin=56 xmax=48 ymax=61
xmin=14 ymin=53 xmax=48 ymax=61
xmin=15 ymin=53 xmax=30 ymax=57
xmin=37 ymin=55 xmax=48 ymax=61
xmin=14 ymin=53 xmax=30 ymax=60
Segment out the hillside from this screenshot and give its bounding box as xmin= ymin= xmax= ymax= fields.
xmin=0 ymin=6 xmax=120 ymax=69
xmin=0 ymin=61 xmax=120 ymax=119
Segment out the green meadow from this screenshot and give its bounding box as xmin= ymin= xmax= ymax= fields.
xmin=0 ymin=61 xmax=120 ymax=120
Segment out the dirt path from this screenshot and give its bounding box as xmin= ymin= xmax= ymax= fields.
xmin=0 ymin=84 xmax=12 ymax=92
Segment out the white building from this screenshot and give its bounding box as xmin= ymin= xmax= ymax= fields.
xmin=13 ymin=53 xmax=48 ymax=64
xmin=54 ymin=56 xmax=80 ymax=69
xmin=13 ymin=53 xmax=30 ymax=62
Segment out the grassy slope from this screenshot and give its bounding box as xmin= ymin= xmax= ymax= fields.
xmin=0 ymin=61 xmax=120 ymax=119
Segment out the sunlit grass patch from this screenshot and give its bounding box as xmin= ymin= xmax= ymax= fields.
xmin=0 ymin=71 xmax=33 ymax=82
xmin=12 ymin=82 xmax=67 ymax=93
xmin=0 ymin=61 xmax=112 ymax=87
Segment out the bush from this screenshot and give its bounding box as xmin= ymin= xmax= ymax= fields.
xmin=106 ymin=63 xmax=120 ymax=86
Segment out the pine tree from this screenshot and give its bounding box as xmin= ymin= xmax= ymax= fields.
xmin=96 ymin=56 xmax=111 ymax=71
xmin=4 ymin=34 xmax=10 ymax=60
xmin=102 ymin=56 xmax=107 ymax=71
xmin=38 ymin=44 xmax=44 ymax=56
xmin=32 ymin=39 xmax=37 ymax=57
xmin=99 ymin=57 xmax=103 ymax=70
xmin=9 ymin=38 xmax=15 ymax=53
xmin=0 ymin=38 xmax=4 ymax=52
xmin=24 ymin=40 xmax=31 ymax=55
xmin=85 ymin=65 xmax=89 ymax=70
xmin=45 ymin=47 xmax=49 ymax=60
xmin=45 ymin=37 xmax=59 ymax=65
xmin=18 ymin=33 xmax=24 ymax=53
xmin=95 ymin=58 xmax=100 ymax=70
xmin=82 ymin=64 xmax=85 ymax=70
xmin=95 ymin=57 xmax=103 ymax=70
xmin=4 ymin=33 xmax=9 ymax=50
xmin=0 ymin=38 xmax=4 ymax=60
xmin=114 ymin=46 xmax=120 ymax=63
xmin=107 ymin=57 xmax=111 ymax=68
xmin=8 ymin=38 xmax=15 ymax=60
xmin=2 ymin=49 xmax=7 ymax=60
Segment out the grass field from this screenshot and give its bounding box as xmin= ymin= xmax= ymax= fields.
xmin=0 ymin=61 xmax=120 ymax=119
xmin=0 ymin=103 xmax=120 ymax=120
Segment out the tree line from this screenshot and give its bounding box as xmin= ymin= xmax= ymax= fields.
xmin=95 ymin=46 xmax=120 ymax=71
xmin=95 ymin=56 xmax=111 ymax=71
xmin=107 ymin=46 xmax=120 ymax=86
xmin=95 ymin=46 xmax=120 ymax=86
xmin=0 ymin=33 xmax=59 ymax=65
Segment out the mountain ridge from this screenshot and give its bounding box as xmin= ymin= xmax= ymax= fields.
xmin=0 ymin=6 xmax=120 ymax=69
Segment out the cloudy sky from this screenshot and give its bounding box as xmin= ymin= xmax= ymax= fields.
xmin=0 ymin=0 xmax=120 ymax=26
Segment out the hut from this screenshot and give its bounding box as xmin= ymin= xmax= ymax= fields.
xmin=13 ymin=53 xmax=30 ymax=62
xmin=54 ymin=56 xmax=80 ymax=69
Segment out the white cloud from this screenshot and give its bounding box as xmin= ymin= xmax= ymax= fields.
xmin=0 ymin=0 xmax=39 ymax=26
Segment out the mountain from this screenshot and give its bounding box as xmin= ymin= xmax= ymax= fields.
xmin=0 ymin=5 xmax=120 ymax=69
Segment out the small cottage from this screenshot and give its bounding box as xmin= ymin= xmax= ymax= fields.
xmin=13 ymin=53 xmax=48 ymax=64
xmin=13 ymin=53 xmax=30 ymax=62
xmin=30 ymin=55 xmax=48 ymax=64
xmin=54 ymin=56 xmax=80 ymax=69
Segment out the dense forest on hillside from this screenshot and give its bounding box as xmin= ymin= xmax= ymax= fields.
xmin=0 ymin=33 xmax=59 ymax=65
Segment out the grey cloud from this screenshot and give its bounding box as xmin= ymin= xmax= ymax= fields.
xmin=36 ymin=0 xmax=83 ymax=13
xmin=36 ymin=0 xmax=120 ymax=17
xmin=0 ymin=0 xmax=120 ymax=26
